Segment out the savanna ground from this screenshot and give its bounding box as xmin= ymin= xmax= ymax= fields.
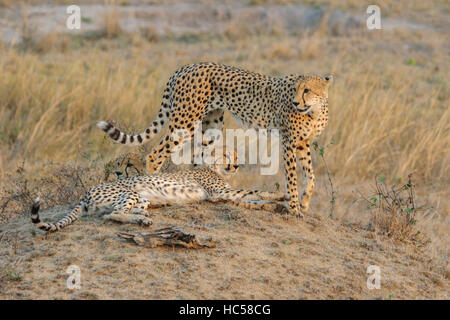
xmin=0 ymin=0 xmax=448 ymax=299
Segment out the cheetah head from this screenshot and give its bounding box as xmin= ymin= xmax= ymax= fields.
xmin=104 ymin=152 xmax=145 ymax=180
xmin=206 ymin=149 xmax=239 ymax=179
xmin=293 ymin=75 xmax=333 ymax=114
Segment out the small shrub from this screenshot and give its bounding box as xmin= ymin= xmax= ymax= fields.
xmin=0 ymin=255 xmax=23 ymax=284
xmin=81 ymin=17 xmax=93 ymax=24
xmin=0 ymin=161 xmax=103 ymax=222
xmin=405 ymin=58 xmax=416 ymax=66
xmin=4 ymin=268 xmax=22 ymax=282
xmin=361 ymin=174 xmax=427 ymax=243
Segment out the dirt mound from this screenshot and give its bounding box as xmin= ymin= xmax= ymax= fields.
xmin=0 ymin=202 xmax=446 ymax=299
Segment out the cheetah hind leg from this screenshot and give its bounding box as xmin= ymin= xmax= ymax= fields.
xmin=146 ymin=128 xmax=191 ymax=174
xmin=104 ymin=192 xmax=153 ymax=226
xmin=106 ymin=212 xmax=153 ymax=226
xmin=130 ymin=197 xmax=153 ymax=217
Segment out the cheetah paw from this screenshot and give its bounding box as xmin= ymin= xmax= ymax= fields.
xmin=274 ymin=203 xmax=290 ymax=214
xmin=138 ymin=217 xmax=153 ymax=227
xmin=131 ymin=208 xmax=153 ymax=217
xmin=280 ymin=210 xmax=304 ymax=220
xmin=295 ymin=212 xmax=305 ymax=219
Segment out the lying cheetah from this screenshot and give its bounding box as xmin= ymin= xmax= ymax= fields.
xmin=31 ymin=151 xmax=287 ymax=232
xmin=98 ymin=62 xmax=332 ymax=217
xmin=103 ymin=152 xmax=145 ymax=181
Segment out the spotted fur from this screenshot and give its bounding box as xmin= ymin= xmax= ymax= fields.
xmin=31 ymin=151 xmax=287 ymax=232
xmin=98 ymin=63 xmax=332 ymax=217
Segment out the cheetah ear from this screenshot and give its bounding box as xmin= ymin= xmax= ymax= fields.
xmin=324 ymin=75 xmax=333 ymax=85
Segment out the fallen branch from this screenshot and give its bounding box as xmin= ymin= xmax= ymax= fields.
xmin=118 ymin=226 xmax=216 ymax=248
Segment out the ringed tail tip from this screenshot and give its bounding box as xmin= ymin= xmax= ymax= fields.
xmin=97 ymin=121 xmax=112 ymax=132
xmin=31 ymin=197 xmax=41 ymax=222
xmin=32 ymin=197 xmax=40 ymax=210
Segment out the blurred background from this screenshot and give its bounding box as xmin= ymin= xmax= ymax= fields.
xmin=0 ymin=1 xmax=448 ymax=253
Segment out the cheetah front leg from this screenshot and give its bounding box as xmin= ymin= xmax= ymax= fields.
xmin=282 ymin=134 xmax=303 ymax=218
xmin=297 ymin=141 xmax=315 ymax=214
xmin=245 ymin=190 xmax=289 ymax=202
xmin=104 ymin=191 xmax=153 ymax=226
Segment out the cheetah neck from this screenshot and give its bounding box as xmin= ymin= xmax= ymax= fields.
xmin=308 ymin=104 xmax=326 ymax=121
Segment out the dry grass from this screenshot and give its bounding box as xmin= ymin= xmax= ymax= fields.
xmin=0 ymin=1 xmax=448 ymax=299
xmin=0 ymin=0 xmax=15 ymax=8
xmin=1 ymin=33 xmax=447 ymax=185
xmin=19 ymin=4 xmax=34 ymax=48
xmin=140 ymin=26 xmax=160 ymax=43
xmin=0 ymin=161 xmax=104 ymax=223
xmin=33 ymin=33 xmax=70 ymax=53
xmin=102 ymin=0 xmax=122 ymax=39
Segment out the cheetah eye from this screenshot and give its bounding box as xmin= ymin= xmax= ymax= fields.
xmin=304 ymin=88 xmax=310 ymax=94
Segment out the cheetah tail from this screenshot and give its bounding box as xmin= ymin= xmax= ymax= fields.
xmin=31 ymin=197 xmax=85 ymax=233
xmin=97 ymin=117 xmax=165 ymax=147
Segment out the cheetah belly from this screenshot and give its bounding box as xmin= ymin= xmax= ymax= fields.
xmin=92 ymin=204 xmax=115 ymax=214
xmin=137 ymin=185 xmax=208 ymax=205
xmin=229 ymin=112 xmax=270 ymax=129
xmin=230 ymin=113 xmax=250 ymax=128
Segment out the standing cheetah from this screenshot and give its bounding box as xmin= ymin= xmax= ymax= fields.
xmin=97 ymin=63 xmax=332 ymax=217
xmin=31 ymin=151 xmax=287 ymax=233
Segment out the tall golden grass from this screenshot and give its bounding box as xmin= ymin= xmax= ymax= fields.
xmin=102 ymin=0 xmax=122 ymax=39
xmin=0 ymin=33 xmax=447 ymax=186
xmin=0 ymin=7 xmax=448 ymax=249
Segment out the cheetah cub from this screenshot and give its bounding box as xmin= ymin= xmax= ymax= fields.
xmin=31 ymin=151 xmax=287 ymax=233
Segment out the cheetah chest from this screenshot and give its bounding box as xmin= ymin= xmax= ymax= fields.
xmin=312 ymin=109 xmax=328 ymax=138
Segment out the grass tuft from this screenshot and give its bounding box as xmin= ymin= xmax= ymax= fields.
xmin=360 ymin=174 xmax=428 ymax=243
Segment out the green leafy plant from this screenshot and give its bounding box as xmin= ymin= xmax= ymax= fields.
xmin=405 ymin=58 xmax=416 ymax=66
xmin=313 ymin=141 xmax=336 ymax=217
xmin=359 ymin=174 xmax=428 ymax=243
